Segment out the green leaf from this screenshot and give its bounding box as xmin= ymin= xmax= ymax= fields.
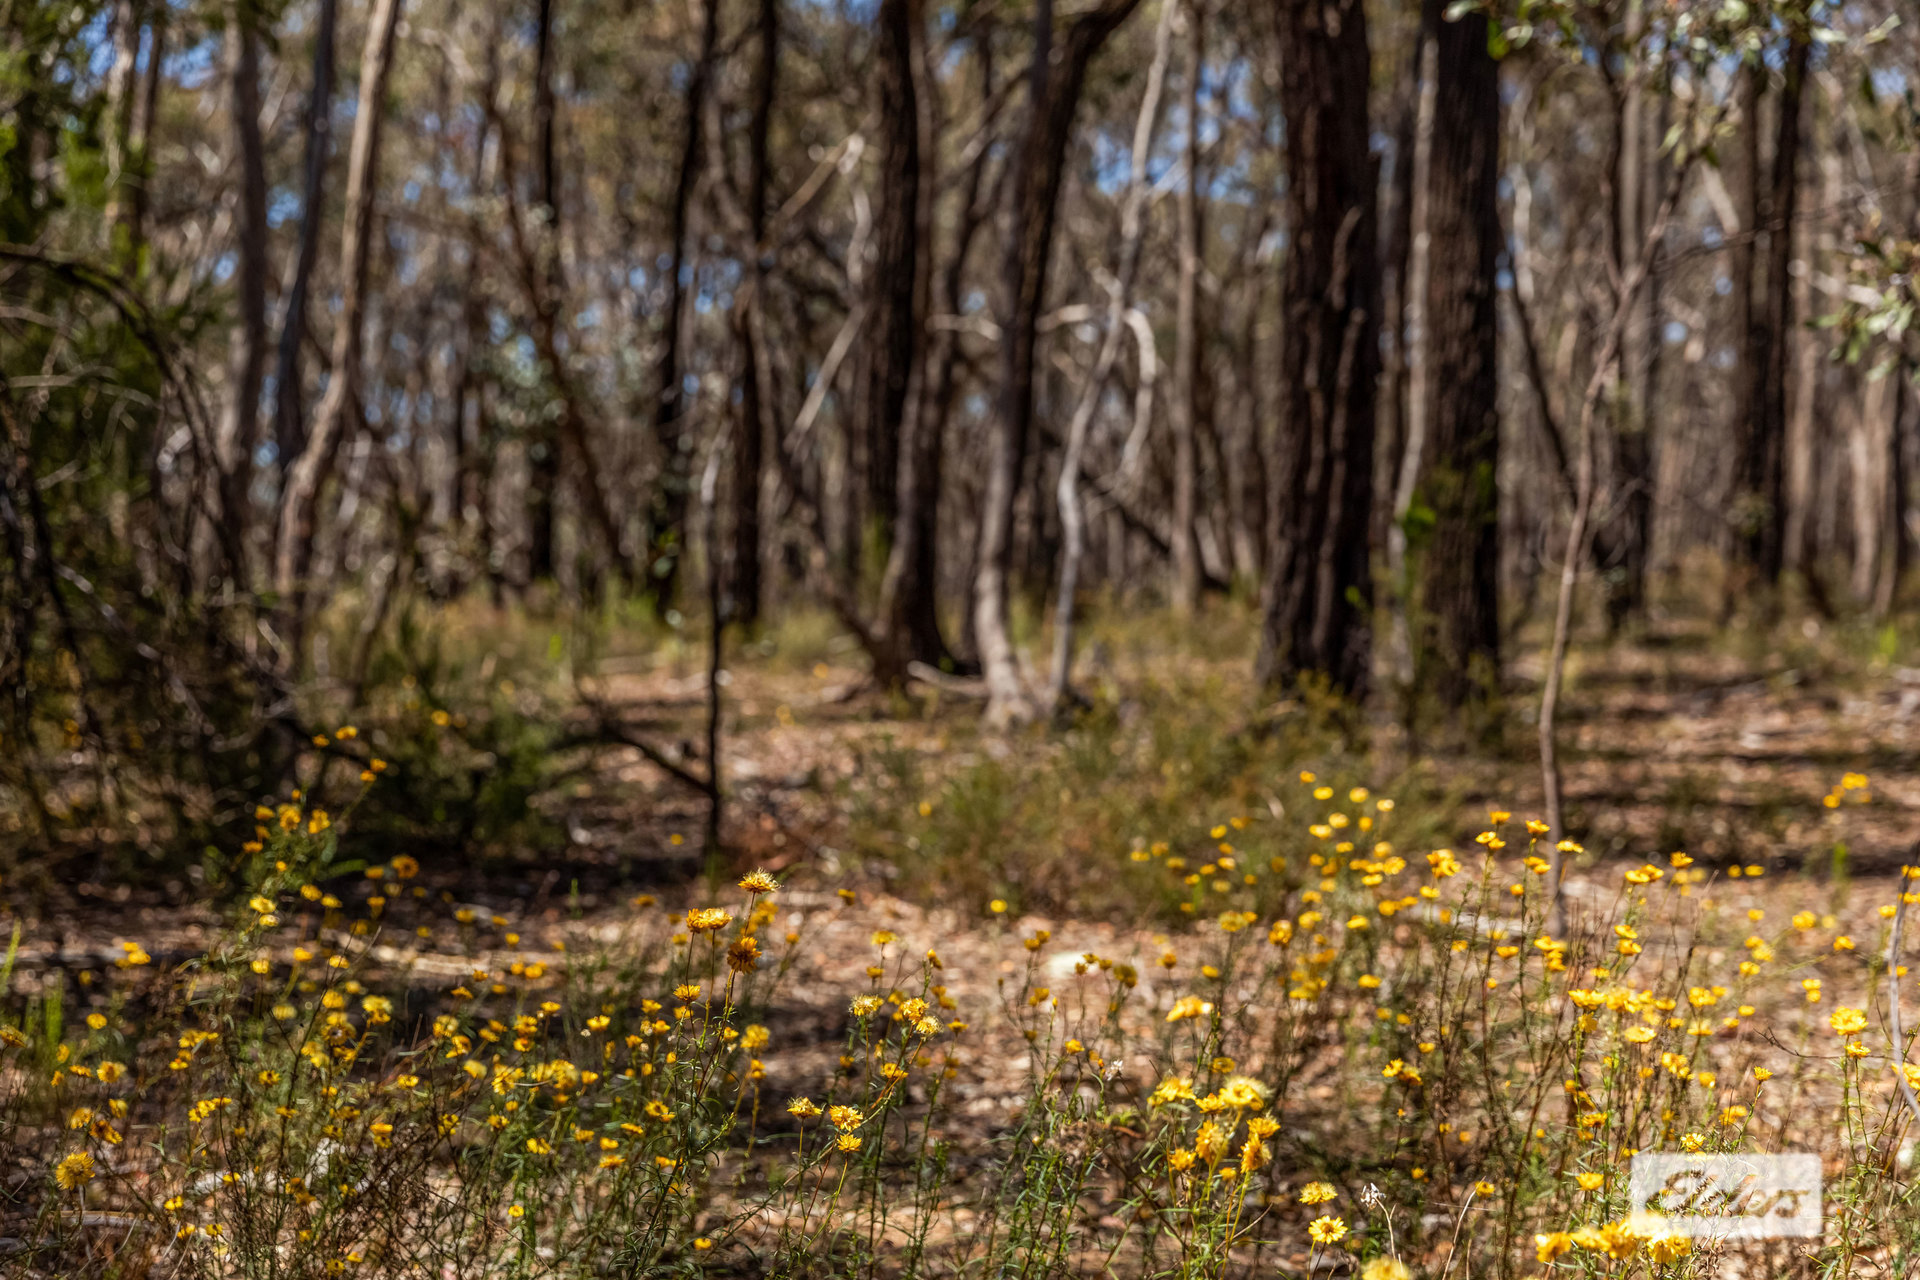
xmin=0 ymin=922 xmax=18 ymax=997
xmin=1401 ymin=501 xmax=1439 ymax=545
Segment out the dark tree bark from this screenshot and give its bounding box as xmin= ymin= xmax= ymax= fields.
xmin=858 ymin=0 xmax=919 ymax=576
xmin=727 ymin=0 xmax=777 ymax=629
xmin=524 ymin=0 xmax=561 ymax=582
xmin=1412 ymin=0 xmax=1501 ymax=709
xmin=868 ymin=0 xmax=955 ymax=681
xmin=1256 ymin=0 xmax=1378 ymax=695
xmin=888 ymin=25 xmax=1003 ymax=679
xmin=1887 ymin=140 xmax=1920 ymax=614
xmin=272 ymin=0 xmax=336 ymax=471
xmin=1727 ymin=64 xmax=1760 ymax=582
xmin=1591 ymin=8 xmax=1654 ymax=633
xmin=973 ymin=0 xmax=1144 ymax=726
xmin=216 ymin=0 xmax=268 ymax=577
xmin=1608 ymin=77 xmax=1666 ymax=630
xmin=1735 ymin=31 xmax=1808 ymax=586
xmin=644 ymin=0 xmax=721 ymax=615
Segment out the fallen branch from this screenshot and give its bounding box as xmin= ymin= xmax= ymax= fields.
xmin=906 ymin=661 xmax=988 ymax=699
xmin=567 ymin=699 xmax=716 ymax=799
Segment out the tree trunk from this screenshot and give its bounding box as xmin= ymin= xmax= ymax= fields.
xmin=973 ymin=0 xmax=1144 ymax=727
xmin=1168 ymin=0 xmax=1204 ymax=615
xmin=1625 ymin=83 xmax=1668 ymax=612
xmin=1256 ymin=0 xmax=1378 ymax=695
xmin=858 ymin=0 xmax=915 ymax=563
xmin=1853 ymin=374 xmax=1892 ymax=605
xmin=1882 ymin=375 xmax=1911 ymax=617
xmin=1412 ymin=0 xmax=1501 ymax=711
xmin=728 ymin=0 xmax=777 ymax=630
xmin=524 ymin=0 xmax=561 ymax=582
xmin=1761 ymin=33 xmax=1809 ymax=584
xmin=273 ymin=0 xmax=405 ymax=649
xmin=272 ymin=0 xmax=336 ymax=475
xmin=1385 ymin=34 xmax=1434 ymax=693
xmin=881 ymin=25 xmax=1001 ymax=681
xmin=1374 ymin=75 xmax=1417 ymax=565
xmin=1735 ymin=30 xmax=1807 ymax=587
xmin=644 ymin=0 xmax=721 ymax=616
xmin=1603 ymin=2 xmax=1653 ymax=631
xmin=216 ymin=1 xmax=268 ymax=581
xmin=1727 ymin=63 xmax=1761 ymax=588
xmin=1885 ymin=143 xmax=1920 ymax=615
xmin=1786 ymin=86 xmax=1832 ymax=581
xmin=869 ymin=0 xmax=954 ymax=682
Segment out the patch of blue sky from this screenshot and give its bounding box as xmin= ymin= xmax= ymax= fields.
xmin=170 ymin=31 xmax=217 ymax=92
xmin=81 ymin=8 xmax=115 ymax=79
xmin=267 ymin=189 xmax=302 ymax=229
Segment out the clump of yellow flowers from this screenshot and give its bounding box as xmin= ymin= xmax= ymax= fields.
xmin=4 ymin=765 xmax=1916 ymax=1275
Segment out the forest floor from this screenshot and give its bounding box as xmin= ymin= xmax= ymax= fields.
xmin=11 ymin=609 xmax=1920 ymax=1272
xmin=23 ymin=609 xmax=1920 ymax=980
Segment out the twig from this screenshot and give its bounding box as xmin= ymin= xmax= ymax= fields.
xmin=1048 ymin=0 xmax=1174 ymax=711
xmin=1541 ymin=124 xmax=1702 ymax=937
xmin=1503 ymin=281 xmax=1574 ymax=497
